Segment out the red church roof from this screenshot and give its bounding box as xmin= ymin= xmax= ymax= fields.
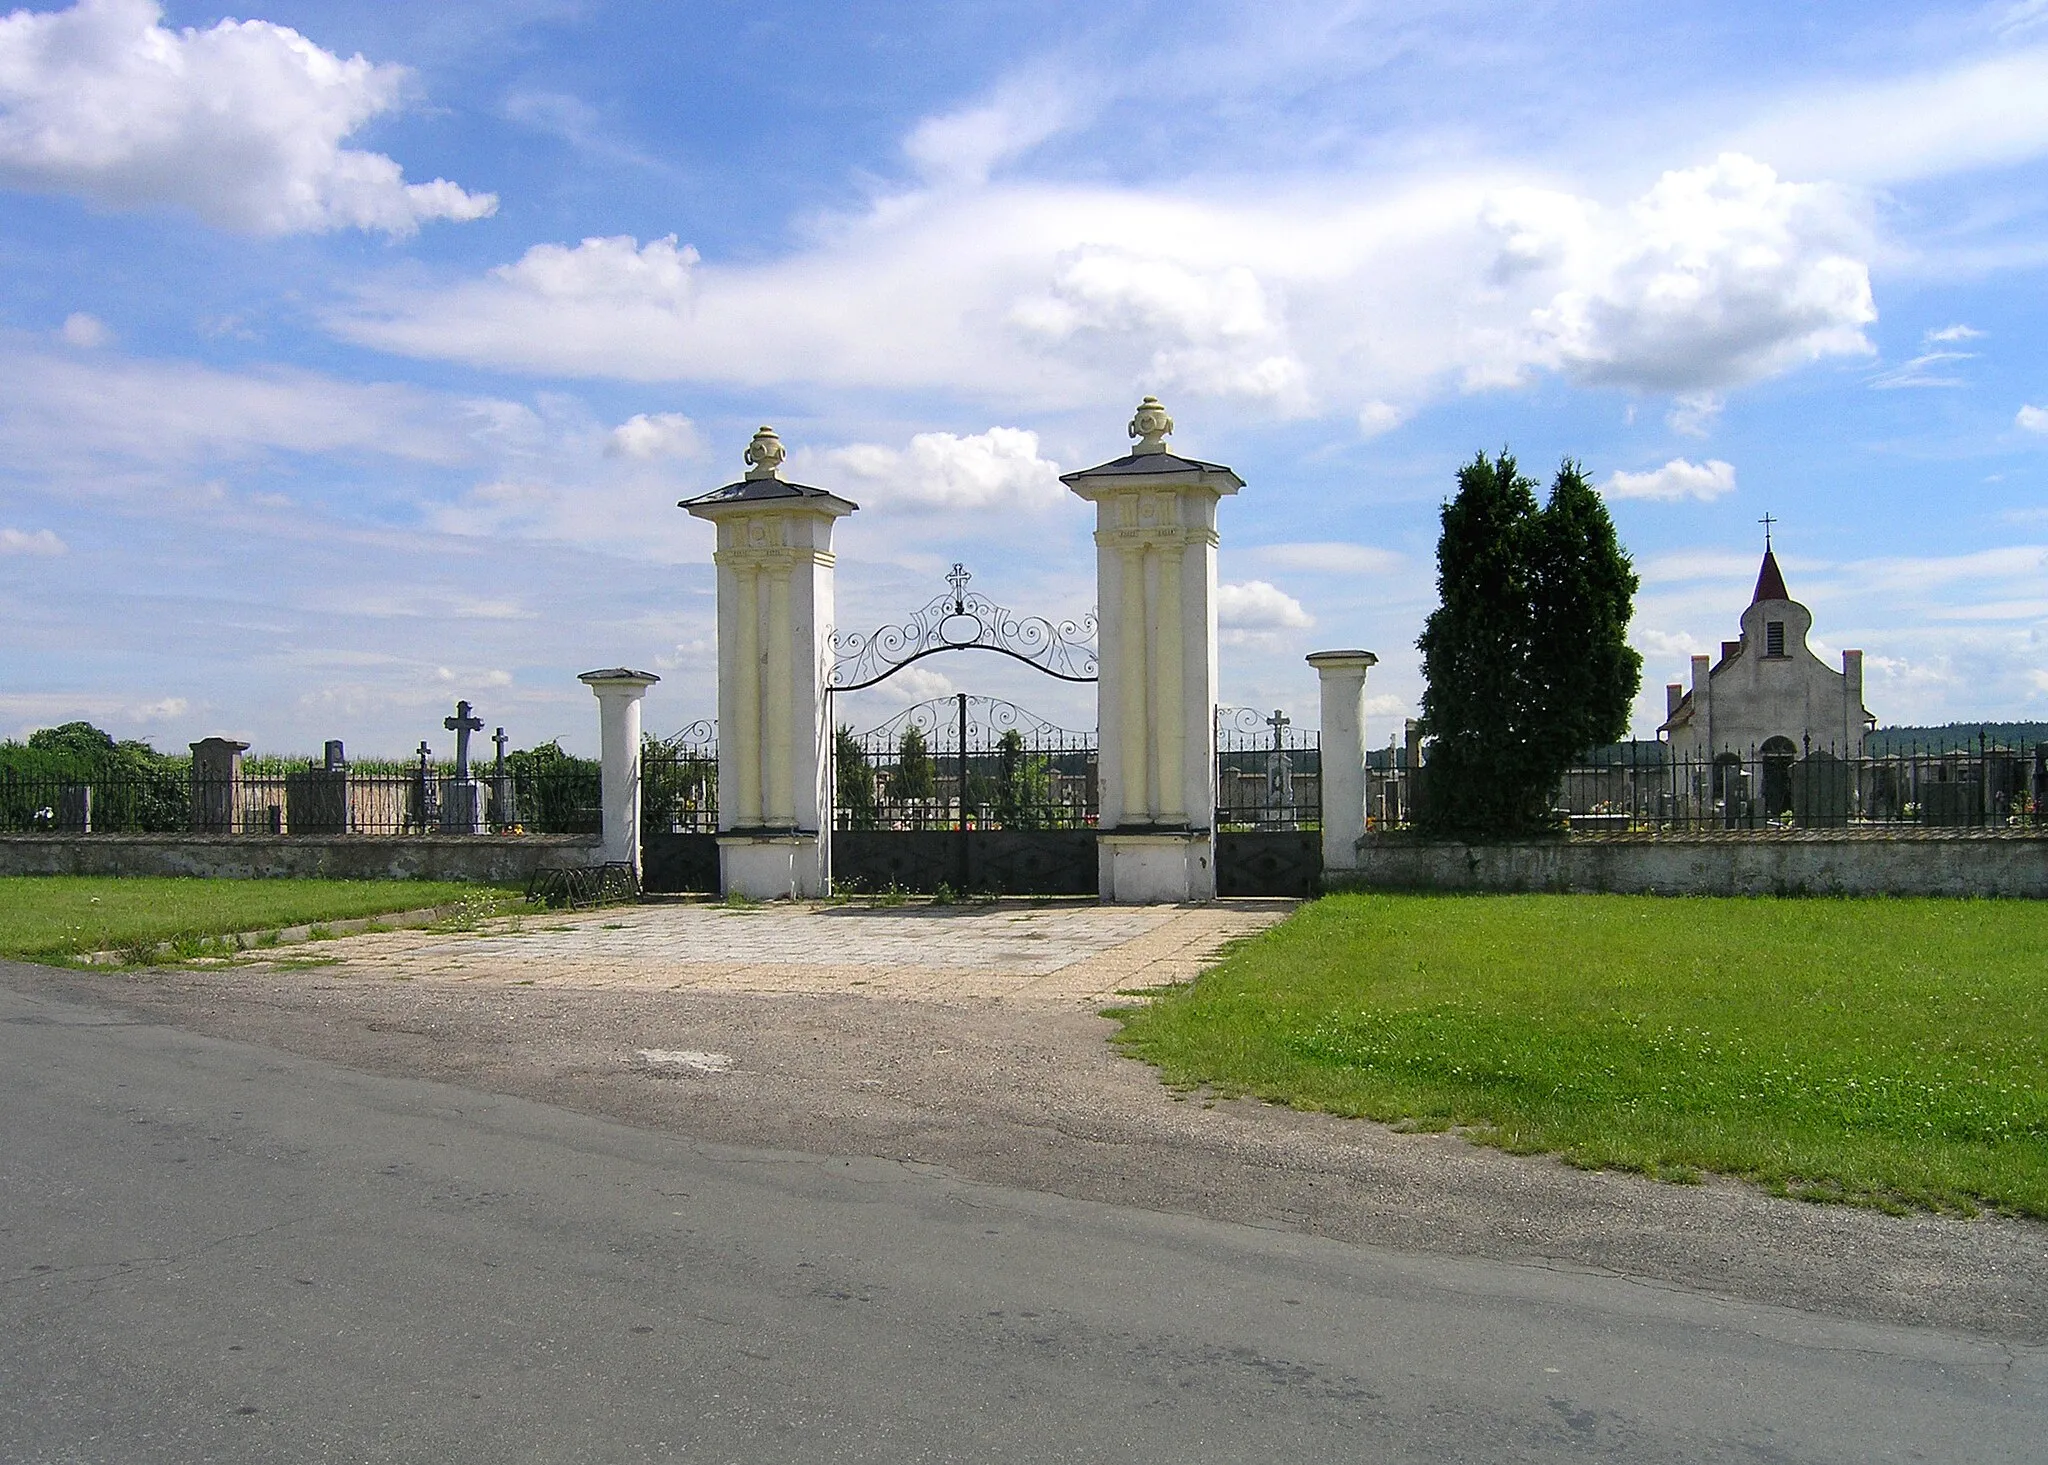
xmin=1752 ymin=548 xmax=1789 ymax=604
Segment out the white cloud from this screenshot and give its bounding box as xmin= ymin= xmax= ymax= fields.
xmin=334 ymin=150 xmax=1874 ymax=418
xmin=1217 ymin=580 xmax=1313 ymax=630
xmin=1871 ymin=350 xmax=1974 ymax=389
xmin=58 ymin=312 xmax=107 ymax=347
xmin=607 ymin=411 xmax=702 ymax=460
xmin=0 ymin=0 xmax=494 ymax=234
xmin=1251 ymin=541 xmax=1404 ymax=575
xmin=1357 ymin=400 xmax=1405 ymax=436
xmin=1666 ymin=392 xmax=1722 ymax=436
xmin=0 ymin=527 xmax=67 ymax=555
xmin=133 ymin=696 xmax=186 ymax=719
xmin=1476 ymin=154 xmax=1875 ymax=394
xmin=2018 ymin=405 xmax=2048 ymax=433
xmin=1603 ymin=458 xmax=1737 ymax=502
xmin=1733 ymin=46 xmax=2048 ymax=186
xmin=823 ymin=427 xmax=1065 ymax=512
xmin=1925 ymin=324 xmax=1983 ymax=343
xmin=904 ymin=76 xmax=1078 ymax=186
xmin=0 ymin=342 xmax=503 ymax=473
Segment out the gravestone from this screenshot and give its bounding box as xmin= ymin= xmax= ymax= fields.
xmin=410 ymin=741 xmax=440 ymax=831
xmin=55 ymin=785 xmax=91 ymax=833
xmin=490 ymin=726 xmax=517 ymax=830
xmin=440 ymin=701 xmax=485 ymax=834
xmin=285 ymin=739 xmax=350 ymax=835
xmin=1791 ymin=749 xmax=1851 ymax=828
xmin=1264 ymin=709 xmax=1296 ymax=830
xmin=189 ymin=737 xmax=249 ymax=833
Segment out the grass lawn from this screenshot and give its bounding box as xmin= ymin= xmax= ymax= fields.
xmin=0 ymin=876 xmax=518 ymax=964
xmin=1113 ymin=893 xmax=2048 ymax=1217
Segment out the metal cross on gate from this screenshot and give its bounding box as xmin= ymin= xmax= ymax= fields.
xmin=444 ymin=700 xmax=485 ymax=780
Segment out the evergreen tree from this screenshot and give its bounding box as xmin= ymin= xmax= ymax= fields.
xmin=1528 ymin=460 xmax=1641 ymax=771
xmin=1416 ymin=451 xmax=1641 ymax=835
xmin=834 ymin=726 xmax=879 ymax=830
xmin=894 ymin=725 xmax=935 ymax=802
xmin=1417 ymin=451 xmax=1544 ymax=833
xmin=992 ymin=728 xmax=1052 ymax=830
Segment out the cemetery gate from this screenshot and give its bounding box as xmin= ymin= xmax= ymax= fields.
xmin=826 ymin=565 xmax=1100 ymax=895
xmin=640 ymin=719 xmax=720 ymax=893
xmin=1214 ymin=705 xmax=1323 ymax=897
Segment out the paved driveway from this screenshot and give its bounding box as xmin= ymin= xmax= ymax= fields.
xmin=287 ymin=898 xmax=1293 ymax=1005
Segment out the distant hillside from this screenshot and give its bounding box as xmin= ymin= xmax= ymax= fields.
xmin=1867 ymin=723 xmax=2048 ymax=754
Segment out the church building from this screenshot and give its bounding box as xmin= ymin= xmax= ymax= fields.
xmin=1659 ymin=539 xmax=1874 ymax=763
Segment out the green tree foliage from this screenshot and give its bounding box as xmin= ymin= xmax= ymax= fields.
xmin=992 ymin=728 xmax=1052 ymax=830
xmin=894 ymin=725 xmax=935 ymax=802
xmin=1417 ymin=451 xmax=1641 ymax=836
xmin=0 ymin=722 xmax=188 ymax=831
xmin=834 ymin=726 xmax=879 ymax=830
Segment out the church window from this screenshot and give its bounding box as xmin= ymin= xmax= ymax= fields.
xmin=1765 ymin=621 xmax=1785 ymax=658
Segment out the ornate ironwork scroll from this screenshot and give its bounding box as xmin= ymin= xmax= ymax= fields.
xmin=851 ymin=696 xmax=1094 ymax=753
xmin=829 ymin=564 xmax=1097 ymax=690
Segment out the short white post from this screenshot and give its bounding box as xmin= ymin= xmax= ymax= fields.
xmin=682 ymin=427 xmax=857 ymax=900
xmin=1061 ymin=396 xmax=1242 ymax=903
xmin=1307 ymin=650 xmax=1377 ymax=873
xmin=580 ymin=669 xmax=660 ymax=875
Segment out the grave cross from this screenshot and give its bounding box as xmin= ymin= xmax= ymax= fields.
xmin=1266 ymin=708 xmax=1290 ymax=750
xmin=493 ymin=726 xmax=509 ymax=777
xmin=415 ymin=740 xmax=433 ymax=776
xmin=444 ymin=700 xmax=484 ymax=780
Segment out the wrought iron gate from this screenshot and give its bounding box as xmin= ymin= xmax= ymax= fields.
xmin=641 ymin=719 xmax=719 ymax=893
xmin=827 ymin=566 xmax=1099 ymax=896
xmin=1214 ymin=705 xmax=1323 ymax=897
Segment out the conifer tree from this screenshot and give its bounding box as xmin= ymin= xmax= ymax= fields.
xmin=1416 ymin=451 xmax=1641 ymax=835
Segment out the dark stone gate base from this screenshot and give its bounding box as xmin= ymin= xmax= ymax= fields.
xmin=641 ymin=833 xmax=720 ymax=894
xmin=1216 ymin=831 xmax=1322 ymax=897
xmin=831 ymin=830 xmax=1097 ymax=896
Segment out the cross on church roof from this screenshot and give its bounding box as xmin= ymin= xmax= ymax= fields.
xmin=1759 ymin=512 xmax=1776 ymax=550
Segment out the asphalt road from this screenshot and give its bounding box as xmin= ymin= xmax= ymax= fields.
xmin=2 ymin=979 xmax=2041 ymax=1464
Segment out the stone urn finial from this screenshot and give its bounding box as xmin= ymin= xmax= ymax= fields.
xmin=1127 ymin=396 xmax=1174 ymax=454
xmin=743 ymin=425 xmax=786 ymax=480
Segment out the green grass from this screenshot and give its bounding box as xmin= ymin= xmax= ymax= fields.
xmin=0 ymin=876 xmax=520 ymax=964
xmin=1112 ymin=894 xmax=2048 ymax=1217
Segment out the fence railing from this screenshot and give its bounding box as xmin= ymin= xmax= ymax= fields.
xmin=1365 ymin=740 xmax=2046 ymax=834
xmin=1216 ymin=707 xmax=1322 ymax=831
xmin=833 ymin=697 xmax=1097 ymax=831
xmin=1 ymin=768 xmax=602 ymax=837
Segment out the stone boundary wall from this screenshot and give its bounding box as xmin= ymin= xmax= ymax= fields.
xmin=0 ymin=834 xmax=601 ymax=884
xmin=1328 ymin=833 xmax=2048 ymax=898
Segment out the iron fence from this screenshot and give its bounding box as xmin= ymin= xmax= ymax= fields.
xmin=643 ymin=721 xmax=719 ymax=834
xmin=833 ymin=696 xmax=1096 ymax=831
xmin=1215 ymin=706 xmax=1322 ymax=831
xmin=1365 ymin=738 xmax=2046 ymax=834
xmin=0 ymin=766 xmax=601 ymax=836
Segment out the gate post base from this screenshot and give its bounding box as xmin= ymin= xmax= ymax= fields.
xmin=719 ymin=831 xmax=825 ymax=900
xmin=1098 ymin=830 xmax=1215 ymax=904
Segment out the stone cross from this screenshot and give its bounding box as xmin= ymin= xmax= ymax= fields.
xmin=444 ymin=701 xmax=484 ymax=780
xmin=493 ymin=726 xmax=509 ymax=776
xmin=1265 ymin=710 xmax=1294 ymax=822
xmin=415 ymin=740 xmax=433 ymax=775
xmin=1266 ymin=708 xmax=1290 ymax=748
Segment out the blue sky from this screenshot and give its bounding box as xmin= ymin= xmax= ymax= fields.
xmin=2 ymin=0 xmax=2046 ymax=757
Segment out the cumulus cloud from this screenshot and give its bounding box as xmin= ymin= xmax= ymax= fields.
xmin=607 ymin=411 xmax=702 ymax=460
xmin=0 ymin=527 xmax=67 ymax=555
xmin=0 ymin=0 xmax=494 ymax=234
xmin=823 ymin=427 xmax=1065 ymax=511
xmin=1217 ymin=580 xmax=1313 ymax=630
xmin=336 ymin=147 xmax=1876 ymax=424
xmin=2018 ymin=404 xmax=2048 ymax=433
xmin=58 ymin=312 xmax=107 ymax=347
xmin=1478 ymin=155 xmax=1875 ymax=393
xmin=1602 ymin=458 xmax=1738 ymax=502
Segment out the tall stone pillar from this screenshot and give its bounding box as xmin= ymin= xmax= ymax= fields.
xmin=580 ymin=669 xmax=660 ymax=874
xmin=1307 ymin=650 xmax=1377 ymax=874
xmin=683 ymin=427 xmax=857 ymax=900
xmin=1061 ymin=398 xmax=1242 ymax=903
xmin=189 ymin=737 xmax=249 ymax=834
